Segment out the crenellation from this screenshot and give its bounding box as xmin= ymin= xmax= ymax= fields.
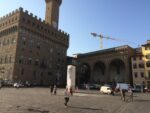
xmin=6 ymin=14 xmax=9 ymax=18
xmin=42 ymin=20 xmax=45 ymax=24
xmin=64 ymin=32 xmax=67 ymax=35
xmin=0 ymin=7 xmax=21 ymax=22
xmin=34 ymin=16 xmax=37 ymax=19
xmin=30 ymin=13 xmax=33 ymax=17
xmin=1 ymin=16 xmax=5 ymax=21
xmin=8 ymin=13 xmax=12 ymax=16
xmin=19 ymin=7 xmax=23 ymax=12
xmin=12 ymin=11 xmax=15 ymax=15
xmin=3 ymin=16 xmax=6 ymax=20
xmin=57 ymin=29 xmax=69 ymax=37
xmin=58 ymin=29 xmax=61 ymax=32
xmin=18 ymin=10 xmax=68 ymax=38
xmin=15 ymin=9 xmax=19 ymax=13
xmin=25 ymin=10 xmax=28 ymax=15
xmin=39 ymin=18 xmax=42 ymax=22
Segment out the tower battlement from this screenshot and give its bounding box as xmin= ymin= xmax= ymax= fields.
xmin=0 ymin=7 xmax=22 ymax=21
xmin=45 ymin=0 xmax=62 ymax=6
xmin=0 ymin=7 xmax=69 ymax=36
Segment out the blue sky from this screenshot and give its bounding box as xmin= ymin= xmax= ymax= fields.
xmin=1 ymin=0 xmax=150 ymax=56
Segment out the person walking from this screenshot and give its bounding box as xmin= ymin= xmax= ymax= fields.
xmin=128 ymin=87 xmax=133 ymax=102
xmin=50 ymin=84 xmax=54 ymax=95
xmin=53 ymin=85 xmax=57 ymax=95
xmin=121 ymin=89 xmax=126 ymax=101
xmin=64 ymin=88 xmax=70 ymax=108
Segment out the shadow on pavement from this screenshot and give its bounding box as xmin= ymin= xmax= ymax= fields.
xmin=134 ymin=99 xmax=150 ymax=102
xmin=27 ymin=108 xmax=49 ymax=113
xmin=68 ymin=105 xmax=104 ymax=111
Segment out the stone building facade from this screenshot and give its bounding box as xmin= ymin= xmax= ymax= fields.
xmin=141 ymin=41 xmax=150 ymax=89
xmin=131 ymin=41 xmax=150 ymax=90
xmin=75 ymin=45 xmax=134 ymax=86
xmin=0 ymin=0 xmax=69 ymax=85
xmin=131 ymin=48 xmax=145 ymax=90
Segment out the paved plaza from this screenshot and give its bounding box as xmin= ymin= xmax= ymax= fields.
xmin=0 ymin=88 xmax=150 ymax=113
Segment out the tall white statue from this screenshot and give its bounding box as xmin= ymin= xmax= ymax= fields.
xmin=67 ymin=65 xmax=76 ymax=91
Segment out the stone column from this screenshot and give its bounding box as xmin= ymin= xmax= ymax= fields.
xmin=89 ymin=62 xmax=94 ymax=83
xmin=124 ymin=57 xmax=132 ymax=84
xmin=105 ymin=60 xmax=110 ymax=84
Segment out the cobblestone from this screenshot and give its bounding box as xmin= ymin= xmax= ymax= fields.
xmin=0 ymin=88 xmax=150 ymax=113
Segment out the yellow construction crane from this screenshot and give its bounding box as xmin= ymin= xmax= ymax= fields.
xmin=91 ymin=32 xmax=136 ymax=48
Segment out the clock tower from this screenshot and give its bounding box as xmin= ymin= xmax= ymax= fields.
xmin=45 ymin=0 xmax=62 ymax=29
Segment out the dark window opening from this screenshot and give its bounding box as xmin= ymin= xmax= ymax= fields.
xmin=21 ymin=68 xmax=24 ymax=75
xmin=141 ymin=72 xmax=144 ymax=78
xmin=133 ymin=63 xmax=137 ymax=69
xmin=19 ymin=58 xmax=23 ymax=64
xmin=146 ymin=61 xmax=150 ymax=67
xmin=35 ymin=60 xmax=39 ymax=66
xmin=134 ymin=72 xmax=138 ymax=78
xmin=139 ymin=63 xmax=144 ymax=68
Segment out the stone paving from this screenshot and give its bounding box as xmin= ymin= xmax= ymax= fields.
xmin=0 ymin=88 xmax=150 ymax=113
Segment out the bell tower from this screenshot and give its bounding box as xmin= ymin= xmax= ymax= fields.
xmin=45 ymin=0 xmax=62 ymax=29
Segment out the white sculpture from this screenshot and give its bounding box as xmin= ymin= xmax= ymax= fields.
xmin=67 ymin=65 xmax=76 ymax=90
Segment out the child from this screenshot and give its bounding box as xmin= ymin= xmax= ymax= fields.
xmin=70 ymin=87 xmax=73 ymax=96
xmin=64 ymin=88 xmax=70 ymax=108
